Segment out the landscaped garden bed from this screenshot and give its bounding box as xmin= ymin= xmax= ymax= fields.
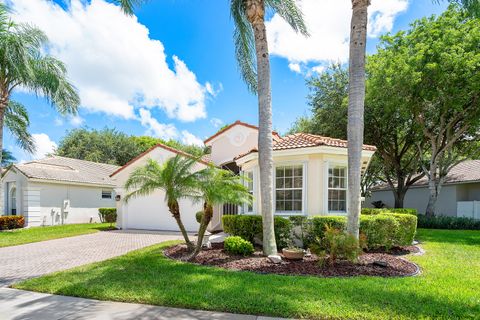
xmin=164 ymin=242 xmax=420 ymax=277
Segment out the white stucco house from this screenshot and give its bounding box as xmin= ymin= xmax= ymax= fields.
xmin=1 ymin=156 xmax=119 ymax=227
xmin=113 ymin=120 xmax=376 ymax=232
xmin=367 ymin=160 xmax=480 ymax=219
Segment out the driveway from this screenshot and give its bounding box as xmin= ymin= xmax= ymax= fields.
xmin=0 ymin=230 xmax=183 ymax=287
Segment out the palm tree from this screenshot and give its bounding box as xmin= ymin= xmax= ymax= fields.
xmin=346 ymin=0 xmax=370 ymax=240
xmin=189 ymin=166 xmax=252 ymax=260
xmin=1 ymin=149 xmax=15 ymax=166
xmin=231 ymin=0 xmax=308 ymax=256
xmin=124 ymin=156 xmax=199 ymax=250
xmin=0 ymin=4 xmax=80 ymax=163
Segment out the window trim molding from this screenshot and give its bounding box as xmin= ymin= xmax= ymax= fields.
xmin=242 ymin=169 xmax=256 ymax=214
xmin=273 ymin=161 xmax=307 ymax=216
xmin=324 ymin=160 xmax=348 ymax=215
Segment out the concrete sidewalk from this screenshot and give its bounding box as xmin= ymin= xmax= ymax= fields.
xmin=0 ymin=288 xmax=288 ymax=320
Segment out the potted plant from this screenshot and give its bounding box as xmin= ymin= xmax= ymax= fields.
xmin=282 ymin=245 xmax=305 ymax=260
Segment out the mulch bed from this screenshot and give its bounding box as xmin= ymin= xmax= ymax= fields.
xmin=164 ymin=243 xmax=420 ymax=278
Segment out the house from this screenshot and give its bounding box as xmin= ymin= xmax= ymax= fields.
xmin=1 ymin=156 xmax=119 ymax=227
xmin=366 ymin=160 xmax=480 ymax=219
xmin=113 ymin=121 xmax=376 ymax=232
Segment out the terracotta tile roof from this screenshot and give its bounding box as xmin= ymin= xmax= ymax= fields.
xmin=234 ymin=133 xmax=376 ymax=160
xmin=373 ymin=160 xmax=480 ymax=190
xmin=204 ymin=120 xmax=281 ymax=144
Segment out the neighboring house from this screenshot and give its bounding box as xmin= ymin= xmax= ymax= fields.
xmin=366 ymin=160 xmax=480 ymax=219
xmin=1 ymin=156 xmax=119 ymax=227
xmin=113 ymin=120 xmax=376 ymax=232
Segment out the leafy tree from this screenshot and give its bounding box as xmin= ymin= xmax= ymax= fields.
xmin=124 ymin=156 xmax=199 ymax=250
xmin=56 ymin=128 xmax=141 ymax=166
xmin=131 ymin=136 xmax=205 ymax=157
xmin=189 ymin=166 xmax=252 ymax=259
xmin=231 ymin=0 xmax=308 ymax=256
xmin=0 ymin=4 xmax=79 ymax=163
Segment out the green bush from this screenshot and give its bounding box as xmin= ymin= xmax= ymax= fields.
xmin=391 ymin=213 xmax=418 ymax=246
xmin=0 ymin=215 xmax=25 ymax=230
xmin=361 ymin=208 xmax=418 ymax=216
xmin=360 ymin=214 xmax=399 ymax=249
xmin=322 ymin=225 xmax=364 ymax=264
xmin=224 ymin=236 xmax=254 ymax=256
xmin=98 ymin=208 xmax=117 ymax=226
xmin=417 ymin=215 xmax=480 ymax=230
xmin=222 ymin=215 xmax=292 ymax=248
xmin=195 ymin=211 xmax=204 ymax=224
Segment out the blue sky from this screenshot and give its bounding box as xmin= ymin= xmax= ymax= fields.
xmin=6 ymin=0 xmax=447 ymax=161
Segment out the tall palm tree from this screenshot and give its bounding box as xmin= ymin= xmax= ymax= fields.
xmin=189 ymin=166 xmax=252 ymax=260
xmin=0 ymin=4 xmax=80 ymax=163
xmin=124 ymin=156 xmax=199 ymax=250
xmin=346 ymin=0 xmax=370 ymax=240
xmin=1 ymin=149 xmax=15 ymax=167
xmin=231 ymin=0 xmax=308 ymax=256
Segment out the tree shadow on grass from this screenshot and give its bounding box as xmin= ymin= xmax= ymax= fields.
xmin=15 ymin=244 xmax=479 ymax=320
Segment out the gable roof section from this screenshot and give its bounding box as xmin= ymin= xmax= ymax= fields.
xmin=235 ymin=133 xmax=377 ymax=160
xmin=12 ymin=156 xmax=120 ymax=187
xmin=204 ymin=120 xmax=281 ymax=144
xmin=110 ymin=142 xmax=209 ymax=177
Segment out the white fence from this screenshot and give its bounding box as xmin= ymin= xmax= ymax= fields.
xmin=457 ymin=201 xmax=480 ymax=220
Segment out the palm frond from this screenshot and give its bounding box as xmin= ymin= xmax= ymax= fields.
xmin=433 ymin=0 xmax=480 ymax=18
xmin=112 ymin=0 xmax=149 ymax=15
xmin=265 ymin=0 xmax=309 ymax=36
xmin=4 ymin=100 xmax=35 ymax=153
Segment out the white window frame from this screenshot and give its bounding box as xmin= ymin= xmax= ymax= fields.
xmin=274 ymin=162 xmax=307 ymax=216
xmin=242 ymin=170 xmax=255 ymax=214
xmin=101 ymin=190 xmax=113 ymax=200
xmin=324 ymin=161 xmax=348 ymax=215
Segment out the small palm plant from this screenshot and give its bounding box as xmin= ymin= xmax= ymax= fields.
xmin=188 ymin=166 xmax=252 ymax=260
xmin=124 ymin=155 xmax=200 ymax=250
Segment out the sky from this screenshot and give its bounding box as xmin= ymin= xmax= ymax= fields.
xmin=4 ymin=0 xmax=447 ymax=162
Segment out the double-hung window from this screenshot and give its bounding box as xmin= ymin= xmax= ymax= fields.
xmin=244 ymin=171 xmax=254 ymax=213
xmin=328 ymin=166 xmax=347 ymax=212
xmin=275 ymin=165 xmax=303 ymax=213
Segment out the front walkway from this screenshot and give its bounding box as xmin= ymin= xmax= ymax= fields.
xmin=0 ymin=288 xmax=286 ymax=320
xmin=0 ymin=229 xmax=183 ymax=287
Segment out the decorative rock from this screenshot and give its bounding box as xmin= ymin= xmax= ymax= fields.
xmin=412 ymin=240 xmax=419 ymax=245
xmin=209 ymin=232 xmax=229 ymax=244
xmin=268 ymin=255 xmax=282 ymax=264
xmin=304 ymin=248 xmax=312 ymax=257
xmin=373 ymin=260 xmax=388 ymax=268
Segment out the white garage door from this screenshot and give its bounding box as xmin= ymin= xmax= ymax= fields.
xmin=124 ymin=189 xmax=201 ymax=232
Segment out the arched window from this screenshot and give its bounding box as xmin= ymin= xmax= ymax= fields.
xmin=10 ymin=187 xmax=16 ymax=215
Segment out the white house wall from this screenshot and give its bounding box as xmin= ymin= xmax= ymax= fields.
xmin=2 ymin=169 xmax=28 ymax=217
xmin=208 ymin=125 xmax=258 ymax=165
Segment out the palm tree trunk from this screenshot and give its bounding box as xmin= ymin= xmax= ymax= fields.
xmin=0 ymin=99 xmax=6 ymax=215
xmin=168 ymin=201 xmax=194 ymax=250
xmin=247 ymin=0 xmax=277 ymax=256
xmin=188 ymin=203 xmax=213 ymax=260
xmin=346 ymin=0 xmax=370 ymax=239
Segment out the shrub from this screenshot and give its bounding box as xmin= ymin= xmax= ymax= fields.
xmin=360 ymin=214 xmax=399 ymax=250
xmin=417 ymin=215 xmax=480 ymax=230
xmin=195 ymin=211 xmax=204 ymax=224
xmin=224 ymin=236 xmax=254 ymax=256
xmin=98 ymin=208 xmax=117 ymax=227
xmin=222 ymin=215 xmax=292 ymax=248
xmin=0 ymin=215 xmax=25 ymax=230
xmin=361 ymin=208 xmax=418 ymax=216
xmin=309 ymin=216 xmax=347 ymax=241
xmin=391 ymin=213 xmax=417 ymax=246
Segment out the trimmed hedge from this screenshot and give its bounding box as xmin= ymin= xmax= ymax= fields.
xmin=310 ymin=213 xmax=417 ymax=249
xmin=362 ymin=208 xmax=418 ymax=216
xmin=224 ymin=236 xmax=254 ymax=256
xmin=417 ymin=214 xmax=480 ymax=230
xmin=98 ymin=208 xmax=117 ymax=224
xmin=0 ymin=215 xmax=25 ymax=230
xmin=222 ymin=215 xmax=292 ymax=248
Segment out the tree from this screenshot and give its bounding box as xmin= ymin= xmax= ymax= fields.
xmin=346 ymin=0 xmax=371 ymax=239
xmin=56 ymin=128 xmax=142 ymax=166
xmin=435 ymin=0 xmax=480 ymax=17
xmin=1 ymin=149 xmax=15 ymax=166
xmin=124 ymin=156 xmax=199 ymax=250
xmin=231 ymin=0 xmax=307 ymax=256
xmin=0 ymin=4 xmax=79 ymax=163
xmin=189 ymin=166 xmax=252 ymax=259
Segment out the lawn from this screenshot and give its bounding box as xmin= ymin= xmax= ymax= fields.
xmin=14 ymin=229 xmax=480 ymax=319
xmin=0 ymin=223 xmax=111 ymax=248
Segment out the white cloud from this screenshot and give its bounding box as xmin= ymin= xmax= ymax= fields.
xmin=138 ymin=108 xmax=178 ymax=140
xmin=9 ymin=0 xmax=211 ymax=122
xmin=54 ymin=117 xmax=63 ymax=126
xmin=311 ymin=65 xmax=325 ymax=74
xmin=181 ymin=130 xmax=204 ymax=147
xmin=288 ymin=63 xmax=301 ymax=73
xmin=32 ymin=133 xmax=57 ymax=159
xmin=266 ymin=0 xmax=408 ymax=68
xmin=69 ymin=115 xmax=84 ymax=126
xmin=210 ymin=118 xmax=224 ymax=128
xmin=205 ymin=82 xmax=223 ymax=98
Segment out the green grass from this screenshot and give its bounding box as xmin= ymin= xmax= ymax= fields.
xmin=14 ymin=229 xmax=480 ymax=319
xmin=0 ymin=223 xmax=111 ymax=247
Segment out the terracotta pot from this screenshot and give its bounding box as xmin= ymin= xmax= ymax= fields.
xmin=282 ymin=248 xmax=305 ymax=260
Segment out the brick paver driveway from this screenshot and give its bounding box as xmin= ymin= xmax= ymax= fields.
xmin=0 ymin=230 xmax=183 ymax=287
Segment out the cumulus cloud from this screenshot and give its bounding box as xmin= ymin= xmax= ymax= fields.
xmin=138 ymin=108 xmax=178 ymax=141
xmin=266 ymin=0 xmax=408 ymax=71
xmin=181 ymin=130 xmax=204 ymax=146
xmin=288 ymin=63 xmax=302 ymax=73
xmin=210 ymin=118 xmax=224 ymax=128
xmin=69 ymin=115 xmax=84 ymax=127
xmin=32 ymin=133 xmax=57 ymax=159
xmin=9 ymin=0 xmax=211 ymax=122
